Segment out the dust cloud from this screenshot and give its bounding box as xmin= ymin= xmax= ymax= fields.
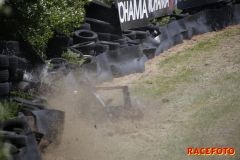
xmin=36 ymin=68 xmax=146 ymax=160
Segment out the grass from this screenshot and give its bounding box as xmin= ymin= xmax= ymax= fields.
xmin=131 ymin=26 xmax=240 ymax=160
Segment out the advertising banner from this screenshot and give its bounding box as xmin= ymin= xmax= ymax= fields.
xmin=117 ymin=0 xmax=176 ymax=30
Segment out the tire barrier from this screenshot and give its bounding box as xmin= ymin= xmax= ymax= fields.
xmin=80 ymin=4 xmax=240 ymax=85
xmin=1 ymin=47 xmax=65 ymax=160
xmin=155 ymin=4 xmax=240 ymax=55
xmin=1 ymin=119 xmax=42 ymax=160
xmin=0 ymin=3 xmax=240 ymax=160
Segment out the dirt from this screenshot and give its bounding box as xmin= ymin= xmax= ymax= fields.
xmin=42 ymin=25 xmax=240 ymax=160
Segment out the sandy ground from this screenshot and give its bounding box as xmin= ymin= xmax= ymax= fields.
xmin=42 ymin=25 xmax=240 ymax=160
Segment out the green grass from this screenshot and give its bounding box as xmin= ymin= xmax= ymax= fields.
xmin=130 ymin=26 xmax=240 ymax=160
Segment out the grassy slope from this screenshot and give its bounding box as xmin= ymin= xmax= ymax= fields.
xmin=131 ymin=26 xmax=240 ymax=160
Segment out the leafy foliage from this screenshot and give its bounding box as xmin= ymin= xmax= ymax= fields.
xmin=0 ymin=0 xmax=90 ymax=52
xmin=173 ymin=8 xmax=182 ymax=15
xmin=62 ymin=49 xmax=88 ymax=66
xmin=153 ymin=16 xmax=170 ymax=27
xmin=10 ymin=91 xmax=33 ymax=100
xmin=0 ymin=100 xmax=21 ymax=123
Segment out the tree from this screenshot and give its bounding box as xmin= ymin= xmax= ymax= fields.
xmin=0 ymin=0 xmax=90 ymax=53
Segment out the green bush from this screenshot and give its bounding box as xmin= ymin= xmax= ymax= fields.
xmin=153 ymin=16 xmax=170 ymax=27
xmin=0 ymin=100 xmax=21 ymax=123
xmin=62 ymin=49 xmax=88 ymax=66
xmin=0 ymin=0 xmax=90 ymax=53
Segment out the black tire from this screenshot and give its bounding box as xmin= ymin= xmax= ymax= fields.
xmin=97 ymin=32 xmax=110 ymax=41
xmin=134 ymin=31 xmax=147 ymax=39
xmin=99 ymin=41 xmax=120 ymax=50
xmin=127 ymin=41 xmax=140 ymax=46
xmin=12 ymin=97 xmax=45 ymax=110
xmin=120 ymin=44 xmax=128 ymax=48
xmin=21 ymin=103 xmax=41 ymax=110
xmin=110 ymin=35 xmax=127 ymax=45
xmin=85 ymin=17 xmax=115 ymax=33
xmin=71 ymin=41 xmax=96 ymax=52
xmin=1 ymin=119 xmax=32 ymax=135
xmin=95 ymin=43 xmax=109 ymax=55
xmin=169 ymin=17 xmax=176 ymax=23
xmin=73 ymin=30 xmax=98 ymax=44
xmin=8 ymin=56 xmax=18 ymax=71
xmin=0 ymin=55 xmax=9 ymax=68
xmin=75 ymin=23 xmax=91 ymax=30
xmin=123 ymin=30 xmax=136 ymax=40
xmin=0 ymin=70 xmax=9 ymax=83
xmin=0 ymin=41 xmax=19 ymax=55
xmin=0 ymin=82 xmax=10 ymax=96
xmin=170 ymin=13 xmax=189 ymax=20
xmin=49 ymin=58 xmax=69 ymax=69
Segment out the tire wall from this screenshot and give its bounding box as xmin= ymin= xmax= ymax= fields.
xmin=74 ymin=4 xmax=240 ymax=85
xmin=155 ymin=4 xmax=240 ymax=55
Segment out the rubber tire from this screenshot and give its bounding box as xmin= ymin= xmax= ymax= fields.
xmin=71 ymin=41 xmax=96 ymax=52
xmin=75 ymin=23 xmax=91 ymax=30
xmin=1 ymin=119 xmax=32 ymax=135
xmin=99 ymin=41 xmax=120 ymax=50
xmin=169 ymin=17 xmax=176 ymax=23
xmin=49 ymin=58 xmax=69 ymax=69
xmin=0 ymin=70 xmax=9 ymax=83
xmin=12 ymin=97 xmax=45 ymax=110
xmin=8 ymin=56 xmax=18 ymax=71
xmin=134 ymin=31 xmax=147 ymax=39
xmin=170 ymin=13 xmax=189 ymax=20
xmin=123 ymin=30 xmax=136 ymax=40
xmin=97 ymin=32 xmax=110 ymax=41
xmin=85 ymin=17 xmax=115 ymax=33
xmin=127 ymin=41 xmax=140 ymax=46
xmin=120 ymin=44 xmax=128 ymax=48
xmin=0 ymin=82 xmax=10 ymax=96
xmin=21 ymin=103 xmax=41 ymax=110
xmin=95 ymin=43 xmax=109 ymax=55
xmin=0 ymin=55 xmax=9 ymax=68
xmin=112 ymin=38 xmax=127 ymax=45
xmin=73 ymin=30 xmax=98 ymax=44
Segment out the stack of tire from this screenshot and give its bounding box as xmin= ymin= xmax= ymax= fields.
xmin=0 ymin=41 xmax=20 ymax=100
xmin=0 ymin=41 xmax=28 ymax=99
xmin=0 ymin=119 xmax=42 ymax=160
